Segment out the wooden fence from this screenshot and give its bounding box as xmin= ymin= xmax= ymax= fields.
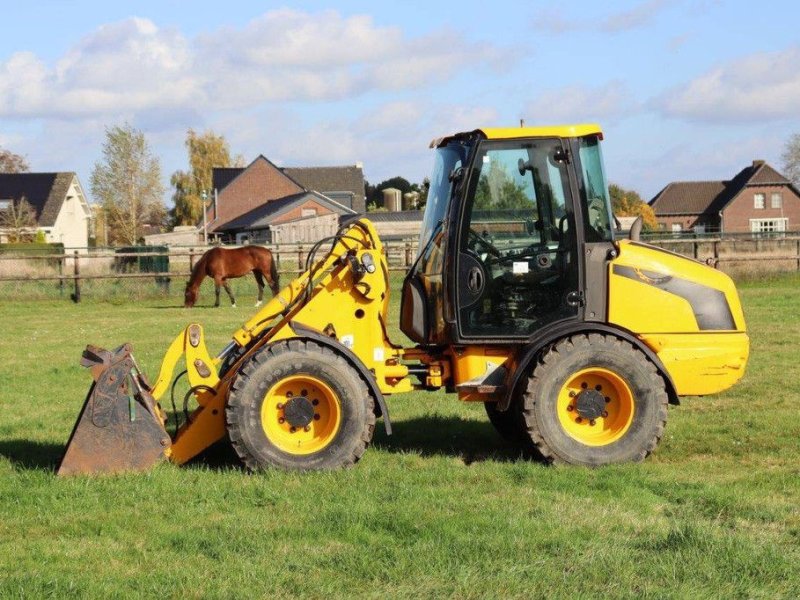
xmin=0 ymin=241 xmax=421 ymax=302
xmin=1 ymin=236 xmax=799 ymax=303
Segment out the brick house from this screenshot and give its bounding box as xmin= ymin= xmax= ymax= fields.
xmin=215 ymin=191 xmax=356 ymax=244
xmin=208 ymin=156 xmax=365 ymax=242
xmin=649 ymin=160 xmax=800 ymax=234
xmin=0 ymin=172 xmax=91 ymax=249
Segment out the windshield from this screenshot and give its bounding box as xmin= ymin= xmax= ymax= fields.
xmin=418 ymin=140 xmax=472 ymax=251
xmin=576 ymin=136 xmax=614 ymax=242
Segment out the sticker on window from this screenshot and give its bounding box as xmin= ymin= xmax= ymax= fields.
xmin=512 ymin=262 xmax=529 ymax=274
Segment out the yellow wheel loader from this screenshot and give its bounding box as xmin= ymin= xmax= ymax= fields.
xmin=57 ymin=124 xmax=750 ymax=475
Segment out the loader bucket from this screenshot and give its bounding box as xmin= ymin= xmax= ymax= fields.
xmin=57 ymin=344 xmax=172 ymax=476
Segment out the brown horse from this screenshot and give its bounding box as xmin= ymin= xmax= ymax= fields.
xmin=184 ymin=246 xmax=280 ymax=308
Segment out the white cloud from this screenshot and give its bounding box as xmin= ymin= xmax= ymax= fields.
xmin=655 ymin=46 xmax=800 ymax=122
xmin=523 ymin=82 xmax=636 ymax=123
xmin=0 ymin=11 xmax=506 ymax=118
xmin=533 ymin=1 xmax=669 ymax=34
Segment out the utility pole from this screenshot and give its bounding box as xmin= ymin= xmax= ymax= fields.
xmin=201 ymin=189 xmax=208 ymax=245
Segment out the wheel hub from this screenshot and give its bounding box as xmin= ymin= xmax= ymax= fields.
xmin=575 ymin=389 xmax=606 ymax=420
xmin=283 ymin=396 xmax=315 ymax=428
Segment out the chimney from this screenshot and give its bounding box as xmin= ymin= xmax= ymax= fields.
xmin=752 ymin=159 xmax=765 ymax=168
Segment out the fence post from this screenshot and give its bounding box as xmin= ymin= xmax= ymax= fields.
xmin=405 ymin=242 xmax=412 ymax=267
xmin=796 ymin=239 xmax=799 ymax=271
xmin=692 ymin=240 xmax=699 ymax=261
xmin=712 ymin=240 xmax=719 ymax=269
xmin=298 ymin=245 xmax=304 ymax=271
xmin=189 ymin=248 xmax=195 ymax=271
xmin=275 ymin=244 xmax=281 ymax=274
xmin=58 ymin=254 xmax=65 ymax=297
xmin=71 ymin=250 xmax=81 ymax=303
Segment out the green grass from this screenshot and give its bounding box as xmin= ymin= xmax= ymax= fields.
xmin=1 ymin=274 xmax=800 ymax=598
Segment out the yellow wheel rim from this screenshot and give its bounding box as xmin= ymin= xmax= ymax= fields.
xmin=557 ymin=367 xmax=634 ymax=446
xmin=260 ymin=375 xmax=342 ymax=455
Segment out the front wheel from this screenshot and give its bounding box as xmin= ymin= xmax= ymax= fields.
xmin=522 ymin=333 xmax=668 ymax=466
xmin=226 ymin=339 xmax=376 ymax=470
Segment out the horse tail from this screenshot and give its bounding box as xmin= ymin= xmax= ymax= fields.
xmin=269 ymin=248 xmax=280 ymax=293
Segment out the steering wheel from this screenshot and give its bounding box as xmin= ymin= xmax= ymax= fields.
xmin=468 ymin=228 xmax=501 ymax=258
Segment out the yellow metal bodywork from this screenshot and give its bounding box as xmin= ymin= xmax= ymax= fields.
xmin=151 ymin=219 xmax=417 ymax=464
xmin=432 ymin=124 xmax=602 ymax=148
xmin=608 ymin=240 xmax=749 ymax=396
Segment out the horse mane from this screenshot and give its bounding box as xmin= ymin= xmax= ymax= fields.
xmin=187 ymin=249 xmax=211 ymax=288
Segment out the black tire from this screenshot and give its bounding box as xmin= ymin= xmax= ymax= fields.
xmin=226 ymin=339 xmax=376 ymax=471
xmin=522 ymin=333 xmax=668 ymax=466
xmin=484 ymin=398 xmax=526 ymax=443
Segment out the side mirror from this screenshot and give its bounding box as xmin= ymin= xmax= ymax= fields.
xmin=629 ymin=216 xmax=643 ymax=242
xmin=518 ymin=158 xmax=533 ymax=176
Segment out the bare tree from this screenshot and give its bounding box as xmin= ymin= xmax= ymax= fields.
xmin=781 ymin=133 xmax=800 ymax=187
xmin=90 ymin=124 xmax=165 ymax=245
xmin=0 ymin=147 xmax=29 ymax=173
xmin=0 ymin=197 xmax=38 ymax=242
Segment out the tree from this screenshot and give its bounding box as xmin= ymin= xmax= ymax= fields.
xmin=171 ymin=129 xmax=243 ymax=227
xmin=0 ymin=197 xmax=37 ymax=242
xmin=781 ymin=133 xmax=800 ymax=187
xmin=608 ymin=183 xmax=658 ymax=230
xmin=0 ymin=147 xmax=29 ymax=173
xmin=90 ymin=123 xmax=165 ymax=245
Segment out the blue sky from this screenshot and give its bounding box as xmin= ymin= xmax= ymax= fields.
xmin=1 ymin=0 xmax=799 ymax=202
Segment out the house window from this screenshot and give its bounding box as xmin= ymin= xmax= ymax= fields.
xmin=671 ymin=223 xmax=682 ymax=233
xmin=753 ymin=193 xmax=765 ymax=209
xmin=771 ymin=192 xmax=783 ymax=209
xmin=0 ymin=200 xmax=10 ymax=210
xmin=750 ymin=218 xmax=787 ymax=233
xmin=301 ymin=208 xmax=317 ymax=218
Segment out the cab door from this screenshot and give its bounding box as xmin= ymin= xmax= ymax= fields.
xmin=454 ymin=138 xmax=581 ymax=341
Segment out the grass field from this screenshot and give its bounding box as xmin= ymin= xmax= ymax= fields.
xmin=1 ymin=273 xmax=799 ymax=598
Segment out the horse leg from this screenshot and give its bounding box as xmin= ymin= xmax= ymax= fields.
xmin=223 ymin=280 xmax=237 ymax=307
xmin=214 ymin=283 xmax=221 ymax=307
xmin=253 ymin=271 xmax=265 ymax=307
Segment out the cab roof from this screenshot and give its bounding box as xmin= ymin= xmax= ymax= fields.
xmin=430 ymin=124 xmax=603 ymax=148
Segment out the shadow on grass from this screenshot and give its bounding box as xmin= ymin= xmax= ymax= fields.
xmin=0 ymin=418 xmax=540 ymax=473
xmin=373 ymin=415 xmax=540 ymax=465
xmin=0 ymin=439 xmax=64 ymax=471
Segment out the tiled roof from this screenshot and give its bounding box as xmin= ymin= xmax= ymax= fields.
xmin=650 ymin=160 xmax=796 ymax=216
xmin=0 ymin=172 xmax=74 ymax=226
xmin=283 ymin=166 xmax=365 ymax=211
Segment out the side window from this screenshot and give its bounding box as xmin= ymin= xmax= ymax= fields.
xmin=457 ymin=140 xmax=579 ymax=338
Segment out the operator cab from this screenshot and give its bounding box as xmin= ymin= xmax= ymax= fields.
xmin=401 ymin=125 xmax=615 ymax=345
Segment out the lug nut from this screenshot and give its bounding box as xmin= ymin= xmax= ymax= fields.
xmin=589 ymin=420 xmax=596 ymax=426
xmin=567 ymin=405 xmax=574 ymax=412
xmin=277 ymin=403 xmax=284 ymax=410
xmin=313 ymin=414 xmax=320 ymax=421
xmin=604 ymin=396 xmax=611 ymax=403
xmin=312 ymin=399 xmax=319 ymax=406
xmin=301 ymin=389 xmax=308 ymax=397
xmin=569 ymin=390 xmax=576 ymax=398
xmin=286 ymin=391 xmax=293 ymax=397
xmin=576 ymin=417 xmax=583 ymax=423
xmin=602 ymin=411 xmax=609 ymax=418
xmin=581 ymin=382 xmax=588 ymax=389
xmin=595 ymin=385 xmax=602 ymax=391
xmin=304 ymin=426 xmax=311 ymax=432
xmin=278 ymin=417 xmax=285 ymax=424
xmin=290 ymin=427 xmax=296 ymax=433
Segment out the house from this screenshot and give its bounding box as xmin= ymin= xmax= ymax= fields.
xmin=208 ymin=156 xmax=365 ymax=243
xmin=649 ymin=160 xmax=800 ymax=234
xmin=359 ymin=210 xmax=424 ymax=241
xmin=217 ymin=191 xmax=356 ymax=244
xmin=0 ymin=172 xmax=91 ymax=249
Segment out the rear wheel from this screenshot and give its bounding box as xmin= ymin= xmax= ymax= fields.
xmin=226 ymin=339 xmax=375 ymax=470
xmin=522 ymin=333 xmax=668 ymax=466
